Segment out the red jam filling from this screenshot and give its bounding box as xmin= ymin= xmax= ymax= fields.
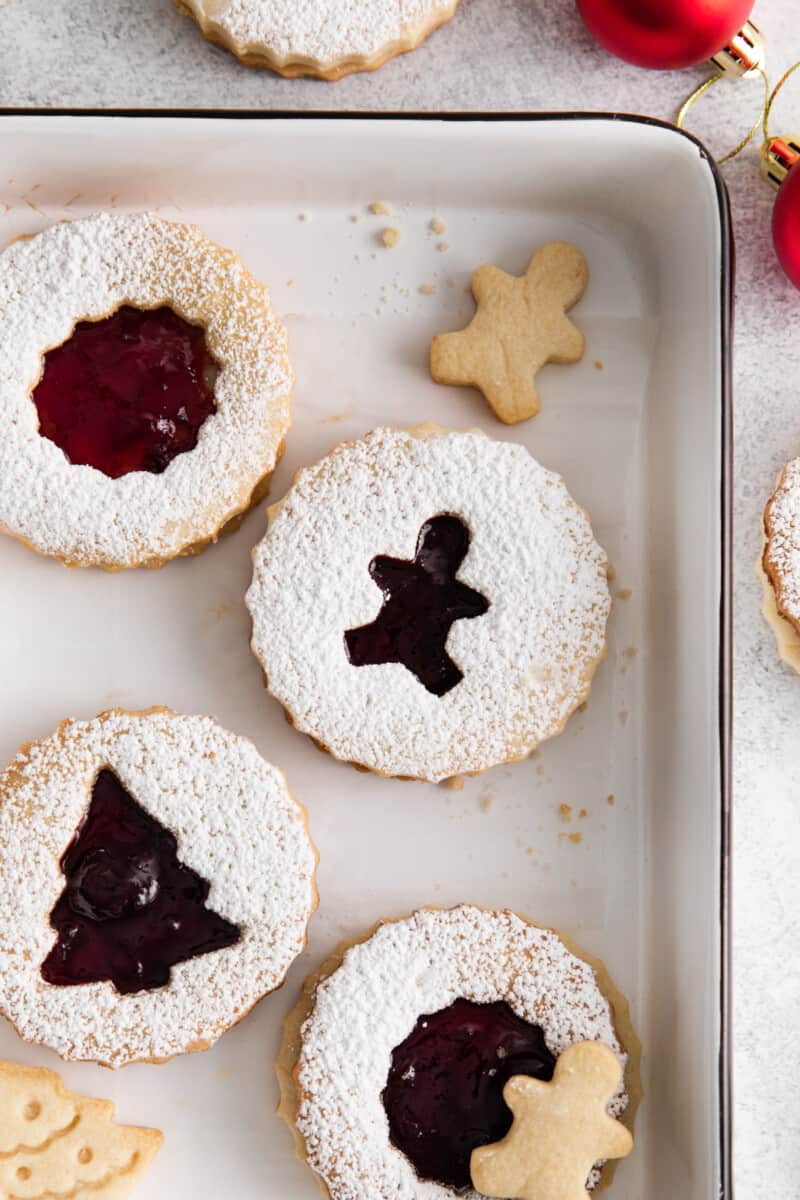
xmin=41 ymin=769 xmax=240 ymax=995
xmin=32 ymin=305 xmax=218 ymax=479
xmin=345 ymin=515 xmax=490 ymax=697
xmin=382 ymin=998 xmax=556 ymax=1190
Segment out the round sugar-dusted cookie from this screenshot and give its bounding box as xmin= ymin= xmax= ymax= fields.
xmin=176 ymin=0 xmax=461 ymax=80
xmin=278 ymin=905 xmax=641 ymax=1200
xmin=246 ymin=425 xmax=611 ymax=782
xmin=0 ymin=708 xmax=318 ymax=1067
xmin=761 ymin=456 xmax=800 ymax=671
xmin=0 ymin=212 xmax=292 ymax=569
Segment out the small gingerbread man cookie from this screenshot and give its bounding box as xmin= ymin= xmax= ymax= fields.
xmin=470 ymin=1041 xmax=633 ymax=1200
xmin=430 ymin=241 xmax=588 ymax=424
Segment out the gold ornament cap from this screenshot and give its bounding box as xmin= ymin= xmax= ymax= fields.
xmin=761 ymin=134 xmax=800 ymax=190
xmin=711 ymin=19 xmax=765 ymax=78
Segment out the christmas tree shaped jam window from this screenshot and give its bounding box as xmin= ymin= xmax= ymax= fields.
xmin=0 ymin=709 xmax=318 ymax=1067
xmin=41 ymin=769 xmax=241 ymax=995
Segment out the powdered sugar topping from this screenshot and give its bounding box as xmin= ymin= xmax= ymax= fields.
xmin=0 ymin=709 xmax=317 ymax=1067
xmin=0 ymin=212 xmax=292 ymax=568
xmin=764 ymin=457 xmax=800 ymax=628
xmin=295 ymin=906 xmax=628 ymax=1200
xmin=182 ymin=0 xmax=459 ymax=70
xmin=247 ymin=428 xmax=610 ymax=781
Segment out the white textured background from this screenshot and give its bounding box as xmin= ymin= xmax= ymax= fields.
xmin=1 ymin=1 xmax=799 ymax=1196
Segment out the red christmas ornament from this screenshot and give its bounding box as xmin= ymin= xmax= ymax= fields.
xmin=577 ymin=0 xmax=755 ymax=71
xmin=773 ymin=170 xmax=800 ymax=288
xmin=763 ymin=137 xmax=800 ymax=289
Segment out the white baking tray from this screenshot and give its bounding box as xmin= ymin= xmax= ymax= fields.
xmin=0 ymin=115 xmax=731 ymax=1200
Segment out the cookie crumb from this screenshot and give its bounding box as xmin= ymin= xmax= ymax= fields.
xmin=382 ymin=227 xmax=400 ymax=249
xmin=607 ymin=793 xmax=615 ymax=806
xmin=208 ymin=600 xmax=233 ymax=621
xmin=350 ymin=214 xmax=361 ymax=223
xmin=623 ymin=646 xmax=638 ymax=658
xmin=594 ymin=360 xmax=604 ymax=370
xmin=370 ymin=201 xmax=391 ymax=216
xmin=616 ymin=587 xmax=632 ymax=600
xmin=559 ymin=803 xmax=572 ymax=823
xmin=606 ymin=563 xmax=617 ymax=583
xmin=559 ymin=832 xmax=583 ymax=845
xmin=320 ymin=411 xmax=353 ymax=426
xmin=480 ymin=789 xmax=494 ymax=813
xmin=444 ymin=775 xmax=465 ymax=792
xmin=437 ymin=242 xmax=450 ymax=253
xmin=430 ymin=218 xmax=446 ymax=234
xmin=419 ymin=283 xmax=436 ymax=295
xmin=578 ymin=808 xmax=588 ymax=819
xmin=286 ymin=279 xmax=294 ymax=287
xmin=531 ymin=749 xmax=542 ymax=760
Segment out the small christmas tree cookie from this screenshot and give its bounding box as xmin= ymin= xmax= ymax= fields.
xmin=0 ymin=1060 xmax=162 ymax=1199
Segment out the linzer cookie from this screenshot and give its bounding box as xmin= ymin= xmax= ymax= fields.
xmin=176 ymin=0 xmax=461 ymax=80
xmin=0 ymin=708 xmax=318 ymax=1067
xmin=0 ymin=1060 xmax=162 ymax=1199
xmin=246 ymin=425 xmax=611 ymax=782
xmin=277 ymin=905 xmax=640 ymax=1200
xmin=0 ymin=212 xmax=292 ymax=569
xmin=762 ymin=456 xmax=800 ymax=671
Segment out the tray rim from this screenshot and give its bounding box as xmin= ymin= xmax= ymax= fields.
xmin=0 ymin=109 xmax=734 ymax=1200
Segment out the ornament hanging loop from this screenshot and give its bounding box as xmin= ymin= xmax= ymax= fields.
xmin=711 ymin=19 xmax=765 ymax=78
xmin=676 ymin=63 xmax=770 ymax=164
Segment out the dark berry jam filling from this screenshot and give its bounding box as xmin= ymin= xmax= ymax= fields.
xmin=41 ymin=769 xmax=240 ymax=995
xmin=345 ymin=515 xmax=490 ymax=697
xmin=382 ymin=998 xmax=556 ymax=1190
xmin=32 ymin=305 xmax=218 ymax=479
